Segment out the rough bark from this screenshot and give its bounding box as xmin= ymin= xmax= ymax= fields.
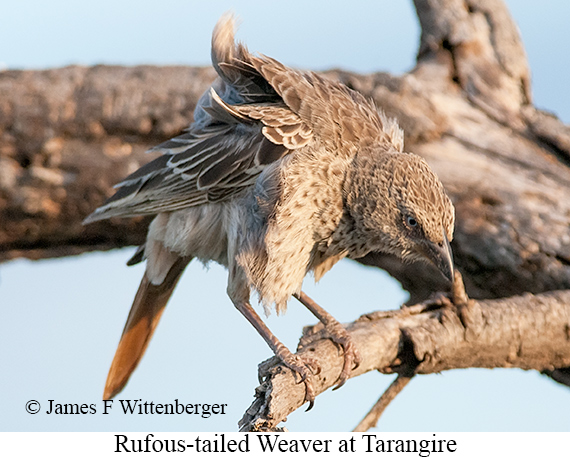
xmin=0 ymin=65 xmax=215 ymax=260
xmin=1 ymin=0 xmax=569 ymax=429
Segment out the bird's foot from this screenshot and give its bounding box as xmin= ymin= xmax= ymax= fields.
xmin=322 ymin=320 xmax=360 ymax=390
xmin=294 ymin=291 xmax=360 ymax=390
xmin=276 ymin=348 xmax=320 ymax=411
xmin=426 ymin=271 xmax=468 ymax=308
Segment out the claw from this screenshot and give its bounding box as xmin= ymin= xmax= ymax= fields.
xmin=302 ymin=375 xmax=316 ymax=411
xmin=332 ymin=377 xmax=347 ymax=391
xmin=294 ymin=292 xmax=360 ymax=392
xmin=353 ymin=351 xmax=362 ymax=370
xmin=278 ymin=352 xmax=319 ymax=411
xmin=333 ymin=342 xmax=359 ymax=390
xmin=323 ymin=321 xmax=360 ymax=389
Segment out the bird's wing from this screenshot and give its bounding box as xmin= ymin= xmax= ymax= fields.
xmin=84 ymin=15 xmax=312 ymax=223
xmin=245 ymin=56 xmax=405 ymax=153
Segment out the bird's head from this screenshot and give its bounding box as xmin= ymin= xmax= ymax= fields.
xmin=345 ymin=149 xmax=455 ymax=282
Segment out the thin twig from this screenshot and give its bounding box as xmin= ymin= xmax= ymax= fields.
xmin=353 ymin=374 xmax=414 ymax=432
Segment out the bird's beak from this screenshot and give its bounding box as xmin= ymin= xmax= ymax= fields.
xmin=424 ymin=231 xmax=454 ymax=282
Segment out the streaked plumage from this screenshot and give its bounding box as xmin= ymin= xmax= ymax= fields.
xmin=85 ymin=14 xmax=455 ymax=407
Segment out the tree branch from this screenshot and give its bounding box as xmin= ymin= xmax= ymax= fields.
xmin=239 ymin=289 xmax=570 ymax=431
xmin=353 ymin=374 xmax=414 ymax=433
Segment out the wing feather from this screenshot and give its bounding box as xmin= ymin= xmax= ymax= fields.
xmin=84 ymin=14 xmax=313 ymax=224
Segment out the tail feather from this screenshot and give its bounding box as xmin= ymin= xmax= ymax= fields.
xmin=103 ymin=256 xmax=190 ymax=400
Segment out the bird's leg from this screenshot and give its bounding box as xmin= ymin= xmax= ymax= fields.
xmin=233 ymin=300 xmax=319 ymax=410
xmin=294 ymin=291 xmax=360 ymax=389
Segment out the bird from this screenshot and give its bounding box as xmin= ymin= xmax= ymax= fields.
xmin=84 ymin=13 xmax=455 ymax=409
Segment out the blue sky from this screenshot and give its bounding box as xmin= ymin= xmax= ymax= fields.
xmin=0 ymin=1 xmax=569 ymax=432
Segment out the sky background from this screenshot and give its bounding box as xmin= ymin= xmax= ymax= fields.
xmin=0 ymin=0 xmax=569 ymax=432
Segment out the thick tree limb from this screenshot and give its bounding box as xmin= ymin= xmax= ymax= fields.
xmin=0 ymin=65 xmax=216 ymax=261
xmin=239 ymin=289 xmax=570 ymax=431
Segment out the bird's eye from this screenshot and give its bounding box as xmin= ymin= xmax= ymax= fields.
xmin=406 ymin=216 xmax=418 ymax=227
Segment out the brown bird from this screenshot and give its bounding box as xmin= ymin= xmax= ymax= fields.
xmin=85 ymin=14 xmax=455 ymax=408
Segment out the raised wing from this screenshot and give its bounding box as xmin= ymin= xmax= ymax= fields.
xmin=85 ymin=15 xmax=312 ymax=223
